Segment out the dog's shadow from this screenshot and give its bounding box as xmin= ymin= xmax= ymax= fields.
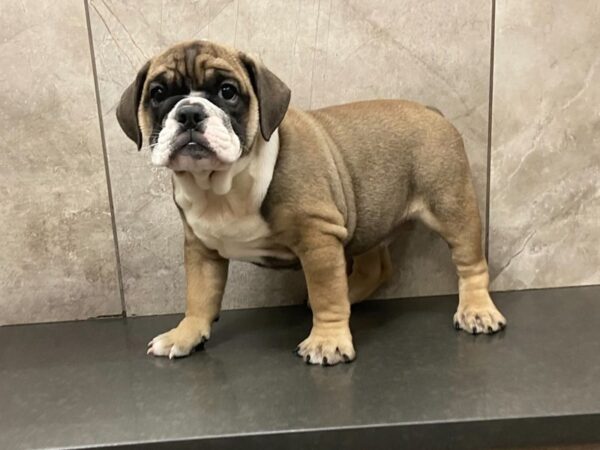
xmin=350 ymin=295 xmax=459 ymax=346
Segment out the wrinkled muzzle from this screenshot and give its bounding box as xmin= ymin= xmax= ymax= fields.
xmin=151 ymin=97 xmax=241 ymax=172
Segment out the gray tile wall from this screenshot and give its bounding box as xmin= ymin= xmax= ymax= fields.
xmin=1 ymin=0 xmax=597 ymax=324
xmin=0 ymin=0 xmax=121 ymax=325
xmin=489 ymin=0 xmax=600 ymax=291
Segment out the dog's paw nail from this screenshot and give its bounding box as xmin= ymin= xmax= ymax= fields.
xmin=487 ymin=326 xmax=493 ymax=333
xmin=292 ymin=346 xmax=300 ymax=355
xmin=322 ymin=357 xmax=329 ymax=366
xmin=472 ymin=326 xmax=477 ymax=334
xmin=304 ymin=355 xmax=311 ymax=364
xmin=499 ymin=322 xmax=506 ymax=330
xmin=213 ymin=315 xmax=220 ymax=323
xmin=454 ymin=321 xmax=460 ymax=330
xmin=342 ymin=354 xmax=351 ymax=363
xmin=194 ymin=336 xmax=208 ymax=350
xmin=147 ymin=348 xmax=154 ymax=355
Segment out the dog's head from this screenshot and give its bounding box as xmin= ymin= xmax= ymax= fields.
xmin=116 ymin=40 xmax=290 ymax=172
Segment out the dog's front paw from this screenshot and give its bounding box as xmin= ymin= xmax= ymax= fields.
xmin=295 ymin=326 xmax=356 ymax=366
xmin=454 ymin=304 xmax=506 ymax=335
xmin=147 ymin=316 xmax=211 ymax=359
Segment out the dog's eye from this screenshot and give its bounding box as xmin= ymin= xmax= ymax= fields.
xmin=219 ymin=83 xmax=238 ymax=102
xmin=150 ymin=85 xmax=166 ymax=103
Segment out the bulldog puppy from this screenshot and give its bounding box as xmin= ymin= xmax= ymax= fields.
xmin=117 ymin=40 xmax=506 ymax=366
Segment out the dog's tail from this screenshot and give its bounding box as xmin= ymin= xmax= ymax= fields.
xmin=425 ymin=105 xmax=445 ymax=117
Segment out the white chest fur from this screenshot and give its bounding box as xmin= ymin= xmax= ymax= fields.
xmin=172 ymin=131 xmax=295 ymax=263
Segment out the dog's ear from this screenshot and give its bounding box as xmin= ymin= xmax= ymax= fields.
xmin=240 ymin=53 xmax=291 ymax=141
xmin=116 ymin=60 xmax=151 ymax=150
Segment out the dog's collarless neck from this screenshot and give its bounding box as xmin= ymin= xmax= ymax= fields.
xmin=173 ymin=129 xmax=279 ymax=211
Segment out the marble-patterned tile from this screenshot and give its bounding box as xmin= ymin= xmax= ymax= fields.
xmin=89 ymin=0 xmax=316 ymax=315
xmin=310 ymin=0 xmax=492 ymax=299
xmin=0 ymin=0 xmax=121 ymax=324
xmin=233 ymin=0 xmax=320 ymax=109
xmin=489 ymin=1 xmax=600 ymax=291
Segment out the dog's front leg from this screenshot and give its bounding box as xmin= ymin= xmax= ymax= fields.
xmin=147 ymin=228 xmax=228 ymax=359
xmin=294 ymin=232 xmax=355 ymax=366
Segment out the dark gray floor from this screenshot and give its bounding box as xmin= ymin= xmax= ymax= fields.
xmin=1 ymin=286 xmax=600 ymax=450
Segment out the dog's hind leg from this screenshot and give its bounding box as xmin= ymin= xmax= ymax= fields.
xmin=348 ymin=245 xmax=392 ymax=304
xmin=417 ymin=177 xmax=506 ymax=335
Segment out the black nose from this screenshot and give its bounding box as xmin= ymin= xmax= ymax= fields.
xmin=176 ymin=104 xmax=206 ymax=130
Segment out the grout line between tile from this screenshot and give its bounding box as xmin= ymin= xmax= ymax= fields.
xmin=83 ymin=0 xmax=126 ymax=317
xmin=484 ymin=0 xmax=496 ymax=262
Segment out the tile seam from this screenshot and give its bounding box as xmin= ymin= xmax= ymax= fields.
xmin=83 ymin=0 xmax=126 ymax=316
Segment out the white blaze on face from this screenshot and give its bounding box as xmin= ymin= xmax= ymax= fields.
xmin=150 ymin=96 xmax=241 ymax=169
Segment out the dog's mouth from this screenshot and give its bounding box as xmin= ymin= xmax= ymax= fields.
xmin=171 ymin=130 xmax=214 ymax=160
xmin=167 ymin=130 xmax=229 ymax=172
